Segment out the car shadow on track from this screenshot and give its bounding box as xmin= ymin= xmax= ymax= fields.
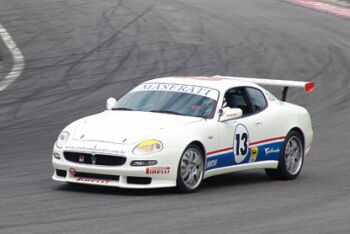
xmin=55 ymin=183 xmax=175 ymax=196
xmin=202 ymin=171 xmax=272 ymax=190
xmin=54 ymin=170 xmax=275 ymax=196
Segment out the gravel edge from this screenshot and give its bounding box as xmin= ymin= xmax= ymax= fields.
xmin=322 ymin=0 xmax=350 ymax=7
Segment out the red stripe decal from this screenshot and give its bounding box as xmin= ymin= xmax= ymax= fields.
xmin=250 ymin=136 xmax=285 ymax=146
xmin=207 ymin=147 xmax=233 ymax=156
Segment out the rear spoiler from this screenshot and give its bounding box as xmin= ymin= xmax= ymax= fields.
xmin=214 ymin=76 xmax=315 ymax=101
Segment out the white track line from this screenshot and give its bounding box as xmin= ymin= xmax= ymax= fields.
xmin=0 ymin=23 xmax=24 ymax=92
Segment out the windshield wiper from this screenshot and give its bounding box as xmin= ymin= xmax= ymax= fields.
xmin=112 ymin=107 xmax=134 ymax=111
xmin=150 ymin=110 xmax=185 ymax=116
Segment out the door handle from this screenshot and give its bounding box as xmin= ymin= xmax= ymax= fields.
xmin=255 ymin=121 xmax=263 ymax=127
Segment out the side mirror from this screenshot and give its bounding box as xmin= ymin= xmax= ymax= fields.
xmin=219 ymin=107 xmax=243 ymax=122
xmin=106 ymin=97 xmax=117 ymax=110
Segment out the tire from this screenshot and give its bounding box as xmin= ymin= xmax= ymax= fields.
xmin=176 ymin=144 xmax=205 ymax=193
xmin=265 ymin=130 xmax=304 ymax=180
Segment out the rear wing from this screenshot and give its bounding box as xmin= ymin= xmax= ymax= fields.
xmin=215 ymin=76 xmax=315 ymax=101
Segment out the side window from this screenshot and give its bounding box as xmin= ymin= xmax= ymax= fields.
xmin=246 ymin=87 xmax=267 ymax=113
xmin=223 ymin=88 xmax=253 ymax=116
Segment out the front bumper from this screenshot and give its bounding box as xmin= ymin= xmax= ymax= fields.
xmin=52 ymin=144 xmax=179 ymax=189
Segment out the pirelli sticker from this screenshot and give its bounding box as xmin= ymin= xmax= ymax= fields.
xmin=131 ymin=83 xmax=219 ymax=100
xmin=145 ymin=167 xmax=170 ymax=174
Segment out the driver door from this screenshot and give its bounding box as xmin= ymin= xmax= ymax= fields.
xmin=207 ymin=86 xmax=272 ymax=172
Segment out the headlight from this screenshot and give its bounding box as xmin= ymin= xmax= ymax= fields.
xmin=55 ymin=131 xmax=69 ymax=149
xmin=133 ymin=139 xmax=163 ymax=155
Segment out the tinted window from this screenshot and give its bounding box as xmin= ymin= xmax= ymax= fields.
xmin=223 ymin=88 xmax=252 ymax=116
xmin=246 ymin=87 xmax=267 ymax=113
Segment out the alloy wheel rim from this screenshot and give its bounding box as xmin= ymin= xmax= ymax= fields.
xmin=180 ymin=148 xmax=204 ymax=189
xmin=285 ymin=136 xmax=303 ymax=175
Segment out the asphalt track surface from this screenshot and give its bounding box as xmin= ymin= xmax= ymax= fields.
xmin=0 ymin=0 xmax=350 ymax=233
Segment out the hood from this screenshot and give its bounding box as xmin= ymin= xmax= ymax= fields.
xmin=72 ymin=111 xmax=201 ymax=144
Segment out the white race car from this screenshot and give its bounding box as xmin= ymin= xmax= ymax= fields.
xmin=52 ymin=76 xmax=314 ymax=193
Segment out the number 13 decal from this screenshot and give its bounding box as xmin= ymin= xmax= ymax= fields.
xmin=234 ymin=124 xmax=250 ymax=164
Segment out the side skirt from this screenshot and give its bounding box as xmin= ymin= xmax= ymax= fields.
xmin=204 ymin=160 xmax=278 ymax=179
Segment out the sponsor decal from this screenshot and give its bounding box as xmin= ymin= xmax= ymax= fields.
xmin=145 ymin=167 xmax=170 ymax=174
xmin=132 ymin=83 xmax=219 ymax=100
xmin=207 ymin=159 xmax=218 ymax=168
xmin=234 ymin=124 xmax=250 ymax=164
xmin=76 ymin=177 xmax=110 ymax=184
xmin=265 ymin=147 xmax=280 ymax=155
xmin=65 ymin=145 xmax=126 ymax=155
xmin=227 ymin=114 xmax=236 ymax=118
xmin=249 ymin=147 xmax=259 ymax=162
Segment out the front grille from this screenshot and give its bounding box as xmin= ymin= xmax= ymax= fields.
xmin=74 ymin=172 xmax=120 ymax=181
xmin=64 ymin=152 xmax=126 ymax=166
xmin=127 ymin=176 xmax=152 ymax=185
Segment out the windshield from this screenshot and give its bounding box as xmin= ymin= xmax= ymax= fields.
xmin=114 ymin=83 xmax=219 ymax=118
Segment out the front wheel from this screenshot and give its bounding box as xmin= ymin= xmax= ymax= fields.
xmin=176 ymin=144 xmax=204 ymax=193
xmin=265 ymin=131 xmax=304 ymax=180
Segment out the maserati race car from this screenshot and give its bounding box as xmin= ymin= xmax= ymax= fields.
xmin=52 ymin=76 xmax=314 ymax=193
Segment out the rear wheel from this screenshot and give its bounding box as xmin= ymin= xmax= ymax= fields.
xmin=176 ymin=144 xmax=204 ymax=193
xmin=265 ymin=131 xmax=304 ymax=180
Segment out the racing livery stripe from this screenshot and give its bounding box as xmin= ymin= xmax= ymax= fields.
xmin=206 ymin=141 xmax=284 ymax=171
xmin=207 ymin=136 xmax=285 ymax=156
xmin=250 ymin=136 xmax=285 ymax=146
xmin=207 ymin=147 xmax=233 ymax=156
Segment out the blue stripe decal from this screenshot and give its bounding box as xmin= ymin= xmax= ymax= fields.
xmin=206 ymin=141 xmax=284 ymax=171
